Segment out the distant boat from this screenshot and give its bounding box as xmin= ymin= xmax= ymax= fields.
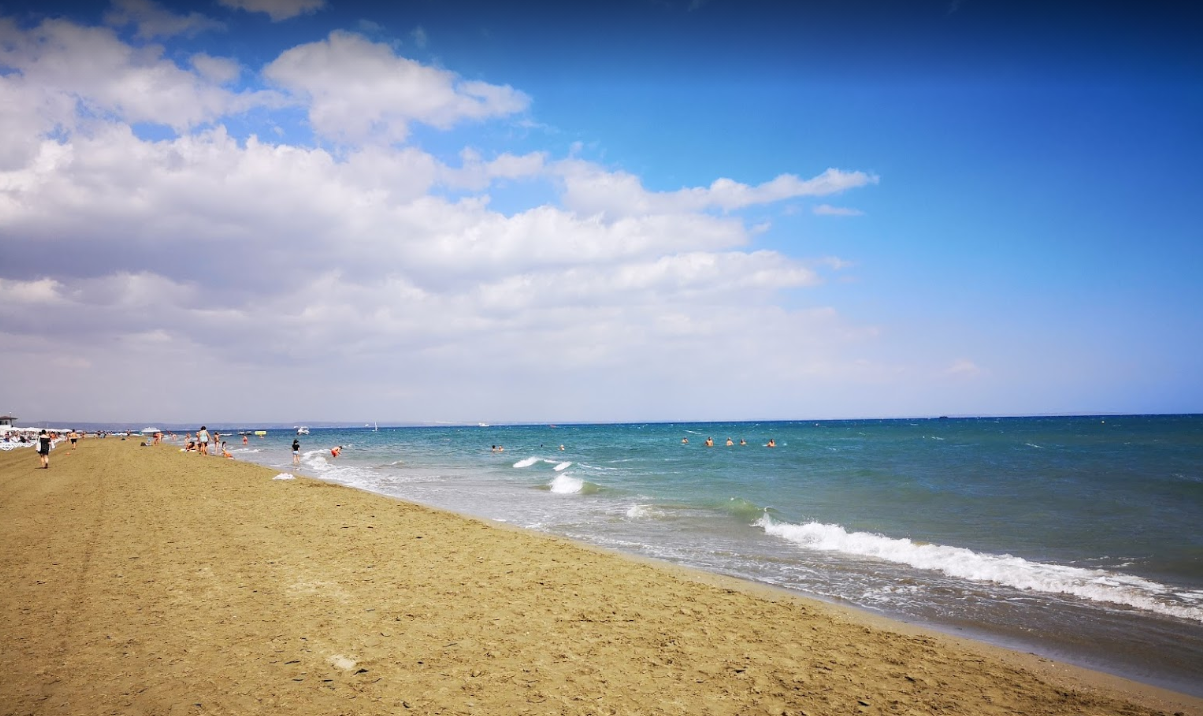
xmin=296 ymin=426 xmax=309 ymax=435
xmin=478 ymin=422 xmax=490 ymax=428
xmin=373 ymin=422 xmax=378 ymax=432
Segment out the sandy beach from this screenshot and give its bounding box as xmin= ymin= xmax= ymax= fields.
xmin=2 ymin=438 xmax=1199 ymax=716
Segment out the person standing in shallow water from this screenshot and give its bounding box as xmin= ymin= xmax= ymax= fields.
xmin=292 ymin=438 xmax=301 ymax=465
xmin=197 ymin=425 xmax=210 ymax=456
xmin=37 ymin=429 xmax=51 ymax=468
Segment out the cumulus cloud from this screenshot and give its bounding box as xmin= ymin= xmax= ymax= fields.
xmin=217 ymin=0 xmax=325 ymax=22
xmin=263 ymin=31 xmax=530 ymax=145
xmin=0 ymin=18 xmax=274 ymax=134
xmin=0 ymin=278 xmax=65 ymax=304
xmin=190 ymin=53 xmax=242 ymax=85
xmin=0 ymin=12 xmax=882 ymax=422
xmin=104 ymin=0 xmax=224 ymax=39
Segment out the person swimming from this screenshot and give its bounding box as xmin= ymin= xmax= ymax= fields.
xmin=766 ymin=439 xmax=776 ymax=448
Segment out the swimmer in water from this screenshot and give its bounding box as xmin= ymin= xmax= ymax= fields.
xmin=766 ymin=439 xmax=776 ymax=448
xmin=331 ymin=445 xmax=342 ymax=458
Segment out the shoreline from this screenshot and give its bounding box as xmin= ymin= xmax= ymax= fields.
xmin=3 ymin=439 xmax=1200 ymax=715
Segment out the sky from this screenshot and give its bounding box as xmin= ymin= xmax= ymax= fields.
xmin=1 ymin=0 xmax=1200 ymax=425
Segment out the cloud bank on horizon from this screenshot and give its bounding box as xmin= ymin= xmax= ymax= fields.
xmin=1 ymin=0 xmax=1200 ymax=424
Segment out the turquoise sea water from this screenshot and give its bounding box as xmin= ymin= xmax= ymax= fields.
xmin=222 ymin=415 xmax=1203 ymax=695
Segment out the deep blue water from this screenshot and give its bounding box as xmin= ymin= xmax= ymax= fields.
xmin=216 ymin=414 xmax=1203 ymax=695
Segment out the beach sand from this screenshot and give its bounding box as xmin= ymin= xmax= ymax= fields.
xmin=2 ymin=439 xmax=1199 ymax=716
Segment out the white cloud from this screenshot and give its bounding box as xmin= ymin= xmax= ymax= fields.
xmin=217 ymin=0 xmax=325 ymax=22
xmin=439 ymin=148 xmax=546 ymax=190
xmin=813 ymin=204 xmax=864 ymax=217
xmin=263 ymin=31 xmax=530 ymax=145
xmin=0 ymin=18 xmax=274 ymax=133
xmin=104 ymin=0 xmax=224 ymax=39
xmin=0 ymin=12 xmax=885 ymax=422
xmin=556 ymin=160 xmax=878 ymax=219
xmin=190 ymin=53 xmax=242 ymax=85
xmin=0 ymin=278 xmax=65 ymax=304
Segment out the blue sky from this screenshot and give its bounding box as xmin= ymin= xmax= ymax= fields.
xmin=0 ymin=0 xmax=1199 ymax=424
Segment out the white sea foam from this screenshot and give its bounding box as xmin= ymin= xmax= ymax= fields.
xmin=625 ymin=503 xmax=663 ymax=520
xmin=553 ymin=461 xmax=572 ymax=471
xmin=755 ymin=516 xmax=1203 ymax=623
xmin=550 ymin=474 xmax=585 ymax=494
xmin=513 ymin=457 xmax=539 ymax=468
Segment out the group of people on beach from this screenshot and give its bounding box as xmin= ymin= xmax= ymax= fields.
xmin=30 ymin=428 xmax=82 ymax=468
xmin=180 ymin=426 xmax=235 ymax=458
xmin=684 ymin=436 xmax=775 ymax=447
xmin=291 ymin=438 xmax=343 ymax=465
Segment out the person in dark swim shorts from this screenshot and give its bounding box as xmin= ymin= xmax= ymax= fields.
xmin=37 ymin=429 xmax=51 ymax=468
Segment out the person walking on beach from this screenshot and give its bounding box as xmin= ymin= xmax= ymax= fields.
xmin=37 ymin=429 xmax=51 ymax=468
xmin=292 ymin=438 xmax=301 ymax=465
xmin=197 ymin=426 xmax=209 ymax=455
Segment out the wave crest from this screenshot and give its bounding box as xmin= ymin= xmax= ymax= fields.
xmin=755 ymin=515 xmax=1203 ymax=623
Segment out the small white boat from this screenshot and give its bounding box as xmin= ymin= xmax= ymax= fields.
xmin=296 ymin=426 xmax=310 ymax=435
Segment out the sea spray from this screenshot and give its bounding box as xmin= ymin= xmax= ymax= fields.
xmin=550 ymin=473 xmax=585 ymax=494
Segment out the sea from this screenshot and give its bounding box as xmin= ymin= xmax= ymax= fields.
xmin=218 ymin=415 xmax=1203 ymax=696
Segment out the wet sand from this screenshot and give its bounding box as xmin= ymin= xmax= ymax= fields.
xmin=2 ymin=438 xmax=1200 ymax=715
